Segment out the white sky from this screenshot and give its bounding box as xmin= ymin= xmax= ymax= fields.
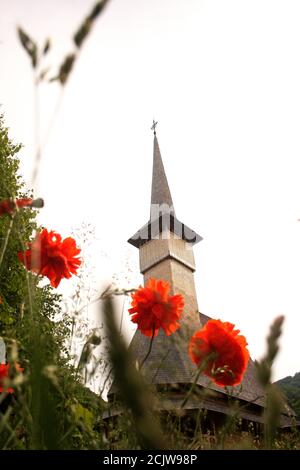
xmin=1 ymin=0 xmax=300 ymax=382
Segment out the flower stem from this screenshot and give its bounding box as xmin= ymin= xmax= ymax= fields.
xmin=0 ymin=215 xmax=15 ymax=271
xmin=139 ymin=325 xmax=156 ymax=371
xmin=181 ymin=352 xmax=217 ymax=409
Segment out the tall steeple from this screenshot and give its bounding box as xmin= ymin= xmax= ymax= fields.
xmin=126 ymin=130 xmax=203 ymax=387
xmin=150 ymin=135 xmax=175 ymax=217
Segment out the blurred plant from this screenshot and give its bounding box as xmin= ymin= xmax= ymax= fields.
xmin=17 ymin=0 xmax=111 ymax=188
xmin=255 ymin=315 xmax=285 ymax=449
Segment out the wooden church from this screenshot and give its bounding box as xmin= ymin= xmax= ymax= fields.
xmin=107 ymin=129 xmax=295 ymax=429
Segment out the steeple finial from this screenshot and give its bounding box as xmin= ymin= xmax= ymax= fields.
xmin=151 ymin=119 xmax=158 ymax=135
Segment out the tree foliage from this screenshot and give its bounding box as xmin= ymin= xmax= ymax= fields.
xmin=276 ymin=372 xmax=300 ymax=418
xmin=0 ymin=114 xmax=105 ymax=449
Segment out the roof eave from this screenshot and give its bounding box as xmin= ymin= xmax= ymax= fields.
xmin=128 ymin=215 xmax=202 ymax=248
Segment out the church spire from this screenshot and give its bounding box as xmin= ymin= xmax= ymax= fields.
xmin=150 ymin=135 xmax=175 ymax=217
xmin=128 ymin=129 xmax=202 ymax=248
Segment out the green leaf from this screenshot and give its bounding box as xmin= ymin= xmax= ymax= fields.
xmin=74 ymin=19 xmax=92 ymax=49
xmin=43 ymin=38 xmax=51 ymax=55
xmin=17 ymin=27 xmax=38 ymax=68
xmin=77 ymin=343 xmax=92 ymax=372
xmin=73 ymin=0 xmax=110 ymax=49
xmin=88 ymin=0 xmax=110 ymax=21
xmin=58 ymin=53 xmax=76 ymax=85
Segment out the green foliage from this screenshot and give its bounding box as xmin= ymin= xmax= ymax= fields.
xmin=17 ymin=1 xmax=111 ymax=86
xmin=0 ymin=115 xmax=35 ymax=328
xmin=17 ymin=27 xmax=37 ymax=68
xmin=276 ymin=372 xmax=300 ymax=418
xmin=0 ymin=115 xmax=105 ymax=449
xmin=73 ymin=0 xmax=110 ymax=49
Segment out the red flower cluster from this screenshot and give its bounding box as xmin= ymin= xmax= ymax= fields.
xmin=189 ymin=319 xmax=250 ymax=387
xmin=0 ymin=198 xmax=44 ymax=216
xmin=18 ymin=228 xmax=81 ymax=288
xmin=129 ymin=278 xmax=184 ymax=337
xmin=0 ymin=363 xmax=23 ymax=394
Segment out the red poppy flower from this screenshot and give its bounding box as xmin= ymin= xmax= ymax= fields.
xmin=0 ymin=364 xmax=13 ymax=393
xmin=189 ymin=319 xmax=250 ymax=387
xmin=129 ymin=278 xmax=184 ymax=337
xmin=18 ymin=228 xmax=81 ymax=288
xmin=0 ymin=198 xmax=44 ymax=216
xmin=0 ymin=363 xmax=24 ymax=394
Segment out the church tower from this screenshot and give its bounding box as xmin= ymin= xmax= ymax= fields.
xmin=126 ymin=129 xmax=204 ymax=386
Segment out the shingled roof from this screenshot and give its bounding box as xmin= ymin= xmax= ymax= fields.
xmin=108 ymin=312 xmax=296 ymax=423
xmin=126 ymin=313 xmax=265 ymax=405
xmin=109 ymin=313 xmax=264 ymax=405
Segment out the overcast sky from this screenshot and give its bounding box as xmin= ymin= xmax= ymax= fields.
xmin=1 ymin=0 xmax=300 ymax=382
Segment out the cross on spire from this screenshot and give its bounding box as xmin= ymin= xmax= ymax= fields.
xmin=151 ymin=119 xmax=158 ymax=135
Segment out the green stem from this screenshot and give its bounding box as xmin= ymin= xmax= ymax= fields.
xmin=139 ymin=325 xmax=156 ymax=371
xmin=181 ymin=352 xmax=217 ymax=409
xmin=31 ymin=87 xmax=64 ymax=189
xmin=0 ymin=215 xmax=15 ymax=270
